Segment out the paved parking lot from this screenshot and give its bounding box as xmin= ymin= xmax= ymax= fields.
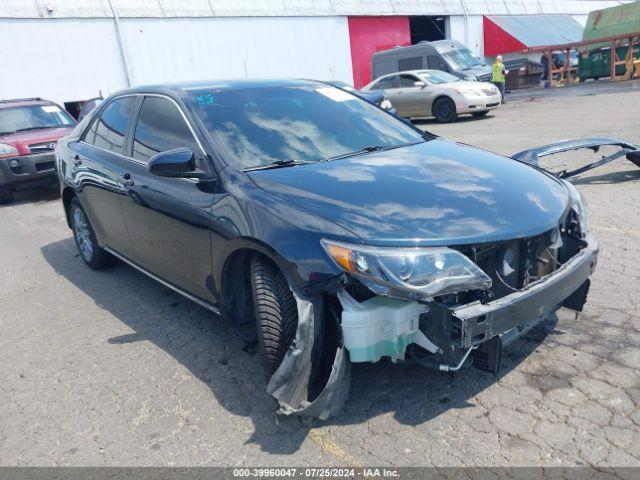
xmin=1 ymin=82 xmax=639 ymax=467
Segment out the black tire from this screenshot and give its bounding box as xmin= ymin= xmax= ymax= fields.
xmin=433 ymin=97 xmax=458 ymax=123
xmin=250 ymin=256 xmax=298 ymax=378
xmin=472 ymin=110 xmax=490 ymax=118
xmin=0 ymin=185 xmax=14 ymax=204
xmin=69 ymin=198 xmax=113 ymax=269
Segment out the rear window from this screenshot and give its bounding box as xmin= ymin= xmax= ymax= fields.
xmin=0 ymin=104 xmax=75 ymax=135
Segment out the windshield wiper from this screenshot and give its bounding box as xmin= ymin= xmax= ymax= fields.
xmin=9 ymin=125 xmax=66 ymax=134
xmin=326 ymin=141 xmax=425 ymax=162
xmin=325 ymin=145 xmax=385 ymax=162
xmin=244 ymin=159 xmax=317 ymax=172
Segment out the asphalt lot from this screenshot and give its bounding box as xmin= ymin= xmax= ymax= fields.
xmin=1 ymin=81 xmax=639 ymax=467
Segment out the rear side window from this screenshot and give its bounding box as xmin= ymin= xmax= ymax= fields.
xmin=132 ymin=97 xmax=196 ymax=163
xmin=83 ymin=97 xmax=136 ymax=155
xmin=399 ymin=56 xmax=423 ymax=71
xmin=371 ymin=75 xmax=398 ymax=90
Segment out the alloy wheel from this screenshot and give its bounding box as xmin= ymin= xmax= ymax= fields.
xmin=73 ymin=206 xmax=94 ymax=261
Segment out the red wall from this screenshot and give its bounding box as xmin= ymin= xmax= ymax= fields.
xmin=348 ymin=16 xmax=411 ymax=88
xmin=483 ymin=16 xmax=527 ymax=56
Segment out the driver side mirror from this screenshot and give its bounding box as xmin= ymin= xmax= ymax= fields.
xmin=414 ymin=81 xmax=426 ymax=88
xmin=148 ymin=147 xmax=214 ymax=180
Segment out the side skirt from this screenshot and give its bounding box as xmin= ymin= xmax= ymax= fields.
xmin=104 ymin=246 xmax=221 ymax=315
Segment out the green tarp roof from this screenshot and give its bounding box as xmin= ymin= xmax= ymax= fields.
xmin=583 ymin=1 xmax=640 ymax=42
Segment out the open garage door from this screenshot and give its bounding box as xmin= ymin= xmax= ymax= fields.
xmin=410 ymin=16 xmax=446 ymax=44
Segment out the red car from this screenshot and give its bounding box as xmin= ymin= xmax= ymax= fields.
xmin=0 ymin=98 xmax=76 ymax=204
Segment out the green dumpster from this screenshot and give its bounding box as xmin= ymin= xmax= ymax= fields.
xmin=579 ymin=46 xmax=640 ymax=81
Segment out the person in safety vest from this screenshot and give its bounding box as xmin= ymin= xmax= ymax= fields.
xmin=492 ymin=55 xmax=508 ymax=103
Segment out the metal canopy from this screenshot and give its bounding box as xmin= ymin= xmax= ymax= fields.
xmin=0 ymin=0 xmax=630 ymax=18
xmin=486 ymin=14 xmax=584 ymax=48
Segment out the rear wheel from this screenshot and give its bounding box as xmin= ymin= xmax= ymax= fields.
xmin=250 ymin=256 xmax=299 ymax=378
xmin=0 ymin=185 xmax=14 ymax=204
xmin=472 ymin=110 xmax=489 ymax=118
xmin=70 ymin=198 xmax=113 ymax=269
xmin=433 ymin=97 xmax=458 ymax=123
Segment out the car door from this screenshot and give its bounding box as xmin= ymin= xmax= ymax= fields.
xmin=395 ymin=74 xmax=429 ymax=117
xmin=68 ymin=95 xmax=138 ymax=258
xmin=117 ymin=95 xmax=216 ymax=303
xmin=371 ymin=75 xmax=404 ymax=115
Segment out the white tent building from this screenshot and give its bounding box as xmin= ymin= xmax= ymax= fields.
xmin=0 ymin=0 xmax=630 ymax=107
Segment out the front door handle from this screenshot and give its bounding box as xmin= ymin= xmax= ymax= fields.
xmin=73 ymin=154 xmax=82 ymax=166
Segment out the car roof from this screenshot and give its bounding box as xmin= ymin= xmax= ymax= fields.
xmin=376 ymin=69 xmax=443 ymax=79
xmin=116 ymin=79 xmax=324 ymax=97
xmin=0 ymin=98 xmax=55 ymax=109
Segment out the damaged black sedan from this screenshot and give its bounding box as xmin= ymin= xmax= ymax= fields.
xmin=56 ymin=80 xmax=598 ymax=419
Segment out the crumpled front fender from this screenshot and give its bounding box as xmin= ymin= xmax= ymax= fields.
xmin=266 ymin=291 xmax=350 ymax=420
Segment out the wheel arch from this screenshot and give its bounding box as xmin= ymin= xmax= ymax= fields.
xmin=430 ymin=94 xmax=455 ymax=116
xmin=62 ymin=187 xmax=77 ymax=228
xmin=217 ymin=240 xmax=298 ymax=324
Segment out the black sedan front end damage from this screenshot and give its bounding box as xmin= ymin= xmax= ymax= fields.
xmin=268 ymin=190 xmax=598 ymax=419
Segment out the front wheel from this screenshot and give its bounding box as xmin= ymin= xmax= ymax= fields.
xmin=433 ymin=97 xmax=458 ymax=123
xmin=70 ymin=198 xmax=113 ymax=269
xmin=0 ymin=185 xmax=14 ymax=204
xmin=250 ymin=256 xmax=299 ymax=379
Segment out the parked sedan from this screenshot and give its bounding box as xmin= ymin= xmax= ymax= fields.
xmin=362 ymin=69 xmax=502 ymax=122
xmin=324 ymin=80 xmax=395 ymax=113
xmin=57 ymin=80 xmax=596 ymax=418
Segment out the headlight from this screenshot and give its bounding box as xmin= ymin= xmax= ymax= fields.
xmin=464 ymin=75 xmax=478 ymax=81
xmin=0 ymin=143 xmax=19 ymax=159
xmin=565 ymin=181 xmax=589 ymax=234
xmin=321 ymin=239 xmax=492 ymax=300
xmin=380 ymin=99 xmax=393 ymax=110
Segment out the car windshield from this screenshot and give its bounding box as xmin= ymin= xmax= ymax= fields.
xmin=417 ymin=70 xmax=460 ymax=84
xmin=441 ymin=48 xmax=482 ymax=71
xmin=187 ymin=85 xmax=425 ymax=169
xmin=0 ymin=104 xmax=75 ymax=135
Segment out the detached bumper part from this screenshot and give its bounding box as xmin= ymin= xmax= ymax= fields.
xmin=511 ymin=137 xmax=640 ymax=179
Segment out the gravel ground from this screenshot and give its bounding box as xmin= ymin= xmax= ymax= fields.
xmin=1 ymin=81 xmax=639 ymax=467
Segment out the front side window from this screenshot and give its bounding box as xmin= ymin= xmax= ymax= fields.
xmin=132 ymin=97 xmax=196 ymax=163
xmin=399 ymin=74 xmax=419 ymax=88
xmin=371 ymin=75 xmax=398 ymax=90
xmin=0 ymin=104 xmax=75 ymax=135
xmin=427 ymin=55 xmax=447 ymax=70
xmin=84 ymin=97 xmax=136 ymax=155
xmin=187 ymin=84 xmax=425 ymax=170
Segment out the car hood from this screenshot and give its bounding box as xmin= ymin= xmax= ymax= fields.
xmin=248 ymin=139 xmax=570 ymax=246
xmin=0 ymin=126 xmax=75 ymax=155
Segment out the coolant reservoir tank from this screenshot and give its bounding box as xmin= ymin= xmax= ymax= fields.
xmin=338 ymin=291 xmax=428 ymax=363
